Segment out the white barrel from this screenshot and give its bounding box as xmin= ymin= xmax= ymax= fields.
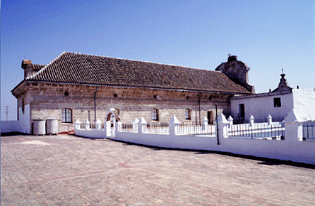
xmin=46 ymin=119 xmax=58 ymax=135
xmin=33 ymin=120 xmax=46 ymax=135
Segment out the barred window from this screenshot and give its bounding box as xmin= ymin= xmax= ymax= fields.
xmin=62 ymin=108 xmax=72 ymax=123
xmin=185 ymin=108 xmax=191 ymax=120
xmin=151 ymin=109 xmax=159 ymax=121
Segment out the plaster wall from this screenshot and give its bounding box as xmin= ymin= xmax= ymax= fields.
xmin=1 ymin=104 xmax=31 ymax=134
xmin=1 ymin=121 xmax=20 ymax=133
xmin=75 ymin=121 xmax=315 ymax=164
xmin=18 ymin=104 xmax=31 ymax=133
xmin=292 ymin=89 xmax=315 ymax=121
xmin=231 ymin=93 xmax=293 ymax=122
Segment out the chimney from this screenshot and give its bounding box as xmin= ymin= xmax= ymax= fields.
xmin=21 ymin=60 xmax=34 ymax=78
xmin=227 ymin=55 xmax=237 ymax=62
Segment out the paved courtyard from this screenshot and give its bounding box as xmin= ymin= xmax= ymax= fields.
xmin=1 ymin=134 xmax=315 ymax=205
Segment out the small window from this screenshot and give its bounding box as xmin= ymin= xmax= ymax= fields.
xmin=64 ymin=91 xmax=69 ymax=96
xmin=62 ymin=108 xmax=72 ymax=123
xmin=274 ymin=98 xmax=281 ymax=107
xmin=114 ymin=94 xmax=118 ymax=97
xmin=185 ymin=108 xmax=191 ymax=120
xmin=22 ymin=98 xmax=25 ymax=114
xmin=151 ymin=109 xmax=159 ymax=121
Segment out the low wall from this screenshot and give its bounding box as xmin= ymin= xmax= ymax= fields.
xmin=75 ymin=128 xmax=107 ymax=139
xmin=112 ymin=132 xmax=314 ymax=165
xmin=218 ymin=138 xmax=314 ymax=164
xmin=1 ymin=121 xmax=20 ymax=134
xmin=75 ymin=114 xmax=315 ymax=164
xmin=114 ymin=131 xmax=218 ymax=150
xmin=75 ymin=126 xmax=315 ymax=164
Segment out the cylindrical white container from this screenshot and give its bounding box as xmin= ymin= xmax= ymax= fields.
xmin=33 ymin=120 xmax=46 ymax=135
xmin=46 ymin=119 xmax=58 ymax=135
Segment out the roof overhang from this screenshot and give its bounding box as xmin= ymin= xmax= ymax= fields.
xmin=15 ymin=80 xmax=251 ymax=96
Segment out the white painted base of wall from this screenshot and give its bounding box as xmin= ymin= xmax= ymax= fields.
xmin=18 ymin=104 xmax=31 ymax=134
xmin=75 ymin=127 xmax=315 ymax=165
xmin=1 ymin=104 xmax=31 ymax=134
xmin=114 ymin=132 xmax=217 ymax=150
xmin=112 ymin=133 xmax=315 ymax=165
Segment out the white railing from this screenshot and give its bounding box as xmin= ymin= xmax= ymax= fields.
xmin=228 ymin=123 xmax=285 ymax=140
xmin=176 ymin=124 xmax=215 ymax=135
xmin=74 ymin=111 xmax=315 ymax=164
xmin=75 ymin=114 xmax=286 ymax=139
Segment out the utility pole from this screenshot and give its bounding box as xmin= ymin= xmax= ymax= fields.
xmin=216 ymin=104 xmax=220 ymax=145
xmin=6 ymin=106 xmax=9 ymax=121
xmin=198 ymin=93 xmax=201 ymax=125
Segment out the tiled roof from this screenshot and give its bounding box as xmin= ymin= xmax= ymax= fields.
xmin=27 ymin=52 xmax=251 ymax=94
xmin=33 ymin=64 xmax=46 ymax=72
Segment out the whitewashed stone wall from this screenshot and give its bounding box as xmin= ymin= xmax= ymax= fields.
xmin=230 ymin=89 xmax=315 ymax=122
xmin=292 ymin=89 xmax=315 ymax=121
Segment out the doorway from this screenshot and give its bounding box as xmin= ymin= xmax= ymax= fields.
xmin=207 ymin=111 xmax=213 ymax=125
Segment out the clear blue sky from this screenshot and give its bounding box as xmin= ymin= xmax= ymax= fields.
xmin=1 ymin=0 xmax=315 ymax=120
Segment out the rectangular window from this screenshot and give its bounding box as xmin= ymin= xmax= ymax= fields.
xmin=151 ymin=109 xmax=159 ymax=121
xmin=62 ymin=108 xmax=72 ymax=123
xmin=185 ymin=108 xmax=191 ymax=120
xmin=274 ymin=98 xmax=281 ymax=107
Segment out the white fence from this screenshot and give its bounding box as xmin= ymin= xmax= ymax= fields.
xmin=75 ymin=110 xmax=315 ymax=164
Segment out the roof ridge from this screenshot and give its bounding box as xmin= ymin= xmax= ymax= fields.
xmin=63 ymin=51 xmax=215 ymax=72
xmin=26 ymin=51 xmax=68 ymax=80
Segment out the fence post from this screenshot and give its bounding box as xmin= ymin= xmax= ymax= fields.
xmin=75 ymin=119 xmax=81 ymax=130
xmin=105 ymin=121 xmax=111 ymax=137
xmin=249 ymin=115 xmax=254 ymax=126
xmin=202 ymin=117 xmax=208 ymax=133
xmin=283 ymin=109 xmax=303 ymax=142
xmin=96 ymin=119 xmax=102 ymax=130
xmin=169 ymin=115 xmax=180 ymax=135
xmin=85 ymin=119 xmax=90 ymax=130
xmin=138 ymin=117 xmax=147 ymax=134
xmin=132 ymin=118 xmax=139 ymax=133
xmin=268 ymin=114 xmax=272 ymax=125
xmin=228 ymin=116 xmax=233 ymax=128
xmin=217 ymin=113 xmax=229 ymax=145
xmin=115 ymin=121 xmax=122 ymax=134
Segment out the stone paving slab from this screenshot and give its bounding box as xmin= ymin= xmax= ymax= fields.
xmin=1 ymin=134 xmax=315 ymax=205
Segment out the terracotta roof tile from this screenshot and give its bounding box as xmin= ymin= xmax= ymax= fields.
xmin=33 ymin=64 xmax=46 ymax=72
xmin=28 ymin=52 xmax=250 ymax=94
